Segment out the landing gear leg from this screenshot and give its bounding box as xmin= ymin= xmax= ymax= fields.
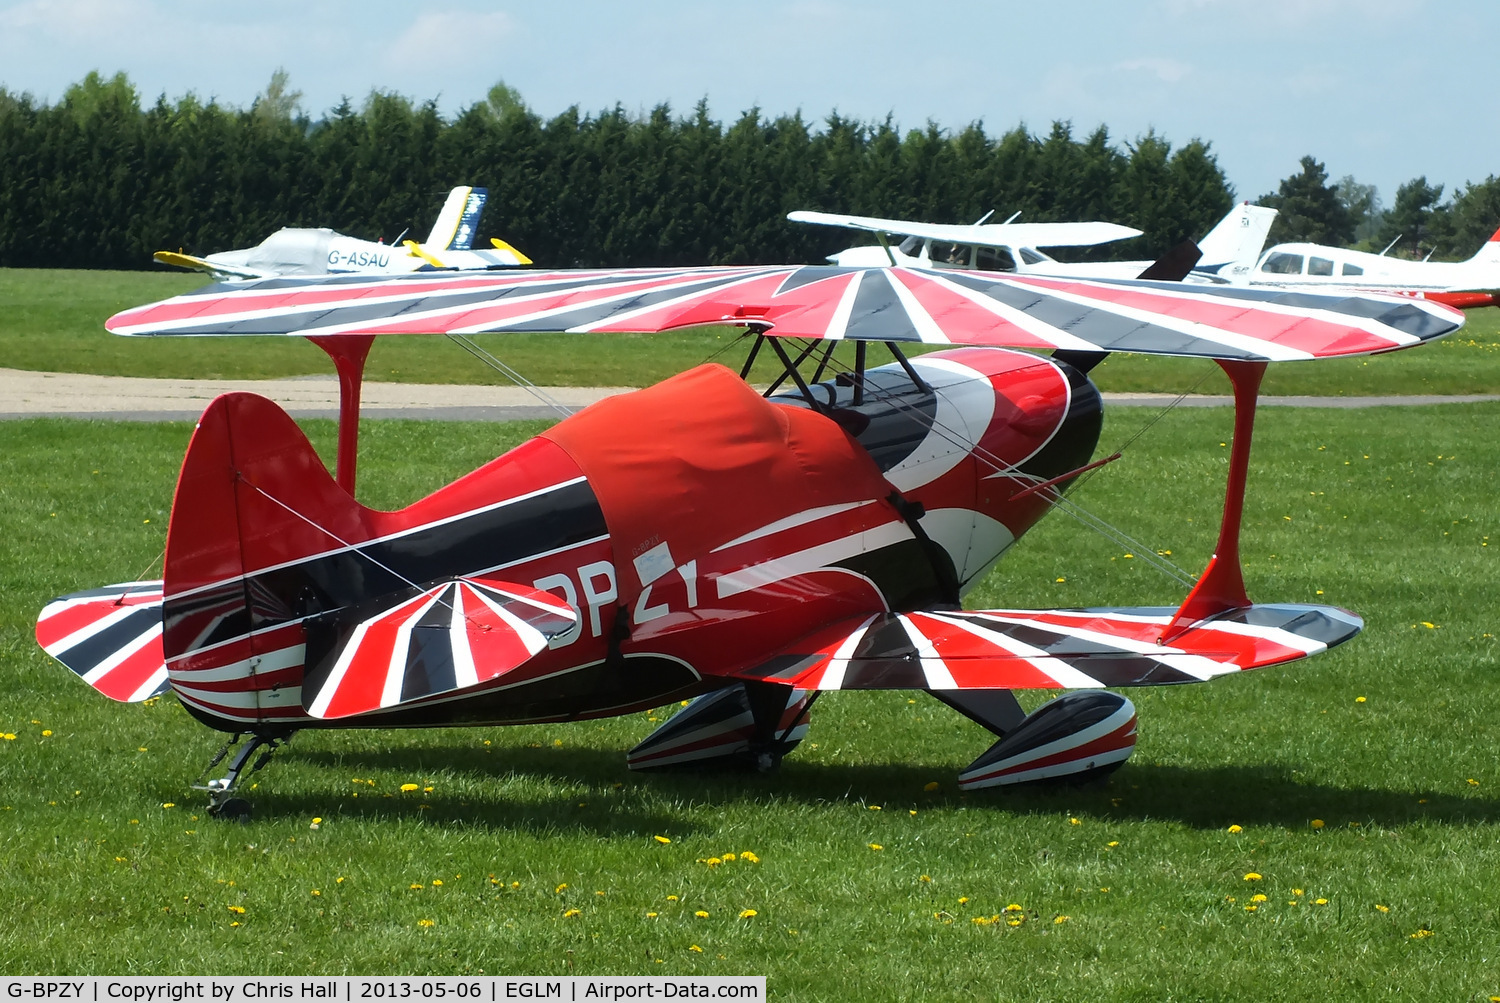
xmin=193 ymin=731 xmax=293 ymax=820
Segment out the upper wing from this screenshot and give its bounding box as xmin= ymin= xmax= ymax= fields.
xmin=728 ymin=603 xmax=1362 ymax=692
xmin=788 ymin=210 xmax=1144 ymax=248
xmin=152 ymin=250 xmax=268 ymax=281
xmin=107 ymin=264 xmax=1463 ymax=362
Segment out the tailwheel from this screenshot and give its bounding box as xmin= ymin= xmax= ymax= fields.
xmin=194 ymin=731 xmax=294 ymax=818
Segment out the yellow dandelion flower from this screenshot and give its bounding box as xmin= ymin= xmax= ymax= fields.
xmin=739 ymin=909 xmax=757 ymax=919
xmin=1226 ymin=824 xmax=1243 ymax=833
xmin=920 ymin=874 xmax=932 ymax=882
xmin=1068 ymin=817 xmax=1081 ymax=825
xmin=1053 ymin=915 xmax=1069 ymax=924
xmin=1250 ymin=894 xmax=1267 ymax=903
xmin=1375 ymin=904 xmax=1389 ymax=913
xmin=741 ymin=852 xmax=760 ymax=863
xmin=646 ymin=912 xmax=658 ymax=918
xmin=654 ymin=835 xmax=671 ymax=844
xmin=553 ymin=739 xmax=563 ymax=747
xmin=229 ymin=921 xmax=240 ymax=928
xmin=1292 ymin=888 xmax=1304 ymax=896
xmin=41 ymin=730 xmax=51 ymax=737
xmin=868 ymin=805 xmax=882 ymax=811
xmin=909 ymin=809 xmax=917 ymax=816
xmin=1243 ymin=872 xmax=1262 ymax=881
xmin=705 ymin=857 xmax=722 ymax=867
xmin=431 ymin=879 xmax=443 ymax=887
xmin=1311 ymin=819 xmax=1325 ymax=829
xmin=667 ymin=895 xmax=679 ymax=902
xmin=555 ymin=883 xmax=568 ymax=893
xmin=417 ymin=919 xmax=434 ymax=928
xmin=1055 ymin=577 xmax=1066 ymax=583
xmin=2 ymin=734 xmax=14 ymax=741
xmin=1410 ymin=929 xmax=1433 ymax=939
xmin=162 ymin=802 xmax=175 ymax=808
xmin=337 ymin=877 xmax=345 ymax=885
xmin=1356 ymin=696 xmax=1367 ymax=703
xmin=409 ymin=884 xmax=423 ymax=890
xmin=688 ymin=945 xmax=703 ymax=953
xmin=694 ymin=910 xmax=709 ymax=918
xmin=227 ymin=905 xmax=245 ymax=914
xmin=868 ymin=843 xmax=883 ymax=851
xmin=400 ymin=783 xmax=419 ymax=792
xmin=923 ymin=781 xmax=940 ymax=792
xmin=1469 ymin=778 xmax=1481 ymax=787
xmin=1004 ymin=904 xmax=1023 ymax=913
xmin=958 ymin=897 xmax=969 ymax=905
xmin=1006 ymin=918 xmax=1022 ymax=927
xmin=1107 ymin=841 xmax=1120 ymax=847
xmin=722 ymin=853 xmax=736 ymax=861
xmin=563 ymin=909 xmax=581 ymax=918
xmin=423 ymin=786 xmax=433 ymax=793
xmin=1245 ymin=904 xmax=1258 ymax=912
xmin=1314 ymin=898 xmax=1329 ymax=906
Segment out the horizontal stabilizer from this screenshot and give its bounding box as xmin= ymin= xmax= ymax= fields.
xmin=35 ymin=582 xmax=169 ymax=702
xmin=302 ymin=576 xmax=578 ymax=719
xmin=731 ymin=603 xmax=1362 ymax=692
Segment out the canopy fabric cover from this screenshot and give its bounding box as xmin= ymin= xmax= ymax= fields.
xmin=540 ymin=363 xmax=899 ymax=610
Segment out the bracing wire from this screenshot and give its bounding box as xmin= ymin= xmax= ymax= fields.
xmin=445 ymin=333 xmax=576 ymax=418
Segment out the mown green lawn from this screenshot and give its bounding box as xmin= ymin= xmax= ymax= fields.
xmin=4 ymin=267 xmax=1500 ymax=395
xmin=1 ymin=404 xmax=1497 ymax=997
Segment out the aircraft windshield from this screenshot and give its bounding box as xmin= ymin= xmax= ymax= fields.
xmin=897 ymin=236 xmax=923 ymax=255
xmin=974 ymin=246 xmax=1016 ymax=272
xmin=1261 ymin=252 xmax=1304 ymax=274
xmin=1018 ymin=248 xmax=1050 ymax=265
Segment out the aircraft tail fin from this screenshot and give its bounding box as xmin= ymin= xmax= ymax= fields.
xmin=1195 ymin=202 xmax=1277 ymax=277
xmin=424 ymin=186 xmax=489 ymax=251
xmin=1464 ymin=223 xmax=1500 ymax=265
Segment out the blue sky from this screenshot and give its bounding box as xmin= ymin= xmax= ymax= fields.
xmin=2 ymin=0 xmax=1495 ymax=209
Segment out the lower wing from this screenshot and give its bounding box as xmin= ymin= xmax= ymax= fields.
xmin=729 ymin=603 xmax=1361 ymax=692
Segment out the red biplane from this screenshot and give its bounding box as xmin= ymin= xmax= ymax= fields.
xmin=34 ymin=259 xmax=1461 ymax=816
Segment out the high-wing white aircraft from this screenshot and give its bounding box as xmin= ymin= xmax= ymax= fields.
xmin=793 ymin=203 xmax=1276 ymax=284
xmin=154 ymin=186 xmax=532 ymax=281
xmin=1240 ymin=227 xmax=1500 ymax=308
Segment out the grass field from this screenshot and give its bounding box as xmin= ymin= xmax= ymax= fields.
xmin=4 ymin=267 xmax=1500 ymax=395
xmin=2 ymin=403 xmax=1498 ymax=996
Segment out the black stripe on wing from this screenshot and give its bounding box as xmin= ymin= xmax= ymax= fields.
xmin=946 ymin=614 xmax=1202 ymax=686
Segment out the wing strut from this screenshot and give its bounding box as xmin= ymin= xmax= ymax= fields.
xmin=306 ymin=335 xmax=374 ymax=495
xmin=1159 ymin=359 xmax=1266 ymax=643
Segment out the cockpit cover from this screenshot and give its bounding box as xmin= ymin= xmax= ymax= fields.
xmin=540 ymin=364 xmax=897 ymax=606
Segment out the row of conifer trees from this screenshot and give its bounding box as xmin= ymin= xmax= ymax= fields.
xmin=0 ymin=71 xmax=1243 ymax=270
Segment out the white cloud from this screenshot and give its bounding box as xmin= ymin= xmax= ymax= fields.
xmin=1114 ymin=58 xmax=1192 ymax=84
xmin=385 ymin=10 xmax=517 ymax=72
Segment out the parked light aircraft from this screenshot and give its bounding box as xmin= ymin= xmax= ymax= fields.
xmin=35 ymin=251 xmax=1461 ymax=816
xmin=153 ymin=186 xmax=531 ymax=281
xmin=793 ymin=202 xmax=1276 ymax=284
xmin=1242 ymin=227 xmax=1500 ymax=308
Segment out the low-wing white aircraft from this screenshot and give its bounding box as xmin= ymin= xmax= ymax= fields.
xmin=793 ymin=203 xmax=1276 ymax=284
xmin=154 ymin=186 xmax=532 ymax=281
xmin=1241 ymin=226 xmax=1500 ymax=308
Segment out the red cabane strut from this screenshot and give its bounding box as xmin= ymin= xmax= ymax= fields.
xmin=307 ymin=335 xmax=375 ymax=495
xmin=1160 ymin=359 xmax=1267 ymax=644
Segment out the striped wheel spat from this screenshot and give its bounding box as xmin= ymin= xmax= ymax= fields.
xmin=627 ymin=684 xmax=814 ymax=770
xmin=35 ymin=582 xmax=168 ymax=702
xmin=959 ymin=692 xmax=1137 ymax=790
xmin=739 ymin=603 xmax=1363 ymax=692
xmin=303 ymin=577 xmax=577 ymax=720
xmin=107 ymin=264 xmax=1463 ymax=362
